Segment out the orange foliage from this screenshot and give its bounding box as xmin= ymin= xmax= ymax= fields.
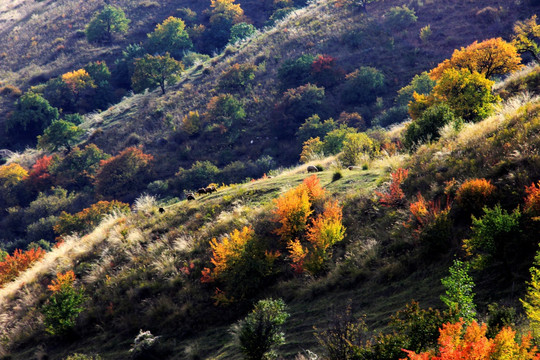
xmin=429 ymin=38 xmax=523 ymax=80
xmin=205 ymin=226 xmax=254 ymax=281
xmin=287 ymin=239 xmax=307 ymax=274
xmin=455 ymin=178 xmax=496 ymax=212
xmin=376 ymin=168 xmax=409 ymax=207
xmin=409 ymin=193 xmax=450 ymax=233
xmin=524 ymin=181 xmax=540 ymax=216
xmin=302 ymin=174 xmax=326 ymax=203
xmin=0 ymin=248 xmax=45 ymax=286
xmin=273 ymin=185 xmax=313 ymax=242
xmin=48 ymin=270 xmax=76 ymax=292
xmin=402 ymin=320 xmax=540 ymax=360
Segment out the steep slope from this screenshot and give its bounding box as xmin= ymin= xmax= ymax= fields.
xmin=1 ymin=65 xmax=539 ymax=357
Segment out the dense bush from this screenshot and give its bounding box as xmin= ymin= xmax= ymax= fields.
xmin=0 ymin=248 xmax=45 ymax=286
xmin=311 ymin=54 xmax=344 ymax=88
xmin=229 ymin=22 xmax=256 ymax=43
xmin=395 ymin=72 xmax=435 ymax=107
xmin=296 ymin=114 xmax=338 ymax=144
xmin=275 ymin=83 xmax=325 ymax=137
xmin=277 ymin=54 xmax=316 ymax=90
xmin=218 ymin=63 xmax=256 ymax=92
xmin=463 ymin=205 xmax=521 ymax=266
xmin=113 ymin=43 xmax=146 ymax=88
xmin=384 ymin=5 xmax=417 ymax=29
xmin=321 ymin=126 xmax=357 ymax=155
xmin=237 ymin=298 xmax=289 ymax=360
xmin=94 ymin=147 xmax=154 ymax=201
xmin=341 ymin=67 xmax=385 ymax=106
xmin=132 ymin=53 xmax=184 ymax=95
xmin=455 ymin=178 xmax=496 ymax=215
xmin=205 ymin=93 xmax=246 ymax=129
xmin=37 ymin=119 xmax=84 ymax=152
xmin=7 ymin=92 xmax=59 ymax=142
xmin=375 ymin=168 xmax=409 ymax=207
xmin=201 ymin=226 xmax=278 ymax=301
xmin=338 ymin=132 xmax=376 ymax=167
xmin=403 ymin=103 xmax=458 ymax=149
xmin=173 ymin=160 xmax=220 ymax=191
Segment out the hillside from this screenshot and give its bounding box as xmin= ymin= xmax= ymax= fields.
xmin=0 ymin=0 xmax=540 ymax=359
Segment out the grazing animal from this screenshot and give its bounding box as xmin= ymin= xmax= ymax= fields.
xmin=187 ymin=193 xmax=196 ymax=201
xmin=307 ymin=165 xmax=318 ymax=173
xmin=159 ymin=207 xmax=165 ymax=213
xmin=206 ymin=185 xmax=217 ymax=193
xmin=348 ymin=166 xmax=361 ymax=170
xmin=197 ymin=188 xmax=207 ymax=195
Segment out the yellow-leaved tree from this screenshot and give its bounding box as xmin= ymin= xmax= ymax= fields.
xmin=521 ymin=249 xmax=540 ymax=340
xmin=429 ymin=38 xmax=523 ymax=80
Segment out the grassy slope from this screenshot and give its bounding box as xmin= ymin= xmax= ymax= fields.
xmin=2 ymin=69 xmax=540 ymax=356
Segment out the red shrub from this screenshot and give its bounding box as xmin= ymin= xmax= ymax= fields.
xmin=0 ymin=248 xmax=45 ymax=286
xmin=525 ymin=181 xmax=540 ymax=216
xmin=375 ymin=168 xmax=409 ymax=207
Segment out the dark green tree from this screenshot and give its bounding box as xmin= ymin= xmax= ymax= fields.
xmin=341 ymin=66 xmax=385 ymax=105
xmin=132 ymin=53 xmax=184 ymax=94
xmin=237 ymin=298 xmax=289 ymax=360
xmin=85 ymin=5 xmax=130 ymax=44
xmin=230 ymin=22 xmax=256 ymax=43
xmin=37 ymin=119 xmax=84 ymax=152
xmin=7 ymin=92 xmax=59 ymax=142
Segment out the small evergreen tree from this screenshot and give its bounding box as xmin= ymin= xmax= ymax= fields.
xmin=85 ymin=5 xmax=130 ymax=44
xmin=440 ymin=260 xmax=476 ymax=323
xmin=37 ymin=119 xmax=84 ymax=152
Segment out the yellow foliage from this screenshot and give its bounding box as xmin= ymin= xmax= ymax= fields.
xmin=48 ymin=271 xmax=76 ymax=292
xmin=0 ymin=163 xmax=28 ymax=187
xmin=429 ymin=38 xmax=523 ymax=80
xmin=287 ymin=239 xmax=307 ymax=274
xmin=209 ymin=226 xmax=253 ymax=280
xmin=61 ymin=69 xmax=95 ymax=94
xmin=210 ymin=0 xmax=244 ymax=24
xmin=300 ymin=137 xmax=323 ymax=164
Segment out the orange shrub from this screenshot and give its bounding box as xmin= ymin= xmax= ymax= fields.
xmin=455 ymin=178 xmax=496 ymax=214
xmin=375 ymin=168 xmax=409 ymax=207
xmin=524 ymin=181 xmax=540 ymax=216
xmin=0 ymin=248 xmax=45 ymax=286
xmin=201 ymin=226 xmax=277 ymax=301
xmin=403 ymin=319 xmax=540 ymax=360
xmin=48 ymin=270 xmax=76 ymax=292
xmin=273 ymin=185 xmax=313 ymax=242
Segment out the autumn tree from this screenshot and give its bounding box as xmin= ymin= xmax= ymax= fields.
xmin=201 ymin=226 xmax=278 ymax=301
xmin=204 ymin=0 xmax=245 ymax=51
xmin=0 ymin=248 xmax=45 ymax=286
xmin=94 ymin=147 xmax=154 ymax=200
xmin=432 ymin=68 xmax=498 ymax=122
xmin=512 ymin=15 xmax=540 ymax=63
xmin=26 ymin=155 xmax=54 ymax=193
xmin=522 ymin=248 xmax=540 ymax=339
xmin=300 ymin=137 xmax=324 ymax=164
xmin=338 ymin=132 xmax=376 ymax=166
xmin=132 ymin=53 xmax=184 ymax=94
xmin=85 ymin=5 xmax=130 ymax=44
xmin=205 ymin=93 xmax=246 ymax=129
xmin=84 ymin=61 xmax=113 ymax=110
xmin=375 ymin=168 xmax=409 ymax=207
xmin=0 ymin=163 xmax=28 ymax=207
xmin=147 ymin=17 xmax=192 ymax=59
xmin=37 ymin=119 xmax=84 ymax=152
xmin=429 ymin=38 xmax=523 ymax=80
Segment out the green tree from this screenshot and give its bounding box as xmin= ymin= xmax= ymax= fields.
xmin=403 ymin=103 xmax=458 ymax=149
xmin=37 ymin=119 xmax=84 ymax=152
xmin=147 ymin=17 xmax=192 ymax=59
xmin=42 ymin=271 xmax=86 ymax=335
xmin=341 ymin=67 xmax=385 ymax=105
xmin=512 ymin=15 xmax=540 ymax=63
xmin=338 ymin=132 xmax=375 ymax=166
xmin=277 ymin=54 xmax=316 ymax=90
xmin=230 ymin=22 xmax=256 ymax=43
xmin=132 ymin=53 xmax=184 ymax=94
xmin=7 ymin=92 xmax=59 ymax=140
xmin=322 ymin=126 xmax=357 ymax=155
xmin=85 ymin=5 xmax=130 ymax=44
xmin=205 ymin=93 xmax=246 ymax=128
xmin=237 ymin=298 xmax=289 ymax=360
xmin=440 ymin=260 xmax=476 ymax=323
xmin=113 ymin=43 xmax=146 ymax=88
xmin=433 ymin=68 xmax=498 ymax=122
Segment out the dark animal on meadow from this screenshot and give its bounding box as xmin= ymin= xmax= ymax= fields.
xmin=348 ymin=166 xmax=361 ymax=170
xmin=187 ymin=193 xmax=196 ymax=201
xmin=307 ymin=165 xmax=318 ymax=173
xmin=159 ymin=207 xmax=165 ymax=213
xmin=206 ymin=185 xmax=217 ymax=193
xmin=197 ymin=188 xmax=207 ymax=194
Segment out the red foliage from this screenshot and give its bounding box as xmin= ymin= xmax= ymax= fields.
xmin=0 ymin=248 xmax=45 ymax=286
xmin=376 ymin=168 xmax=409 ymax=207
xmin=26 ymin=155 xmax=54 ymax=191
xmin=311 ymin=54 xmax=344 ymax=87
xmin=525 ymin=181 xmax=540 ymax=216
